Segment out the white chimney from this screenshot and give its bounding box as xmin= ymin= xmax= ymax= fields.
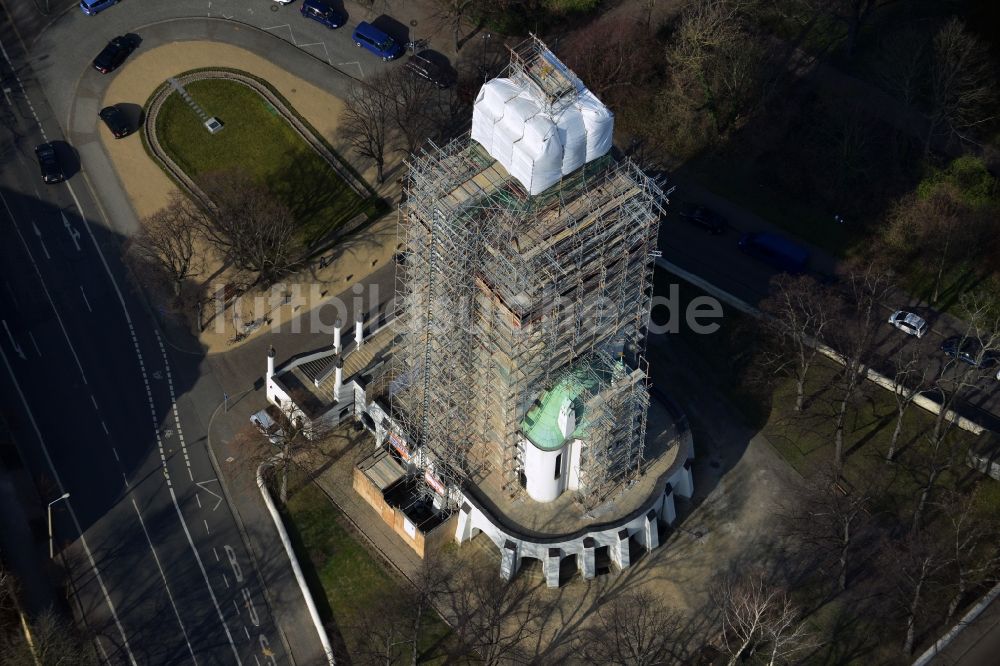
xmin=355 ymin=314 xmax=364 ymax=347
xmin=267 ymin=345 xmax=276 ymax=381
xmin=333 ymin=356 xmax=344 ymax=400
xmin=557 ymin=398 xmax=575 ymax=440
xmin=333 ymin=319 xmax=342 ymax=354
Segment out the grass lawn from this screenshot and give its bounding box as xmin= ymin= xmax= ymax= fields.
xmin=278 ymin=471 xmax=452 ymax=662
xmin=156 ymin=78 xmax=378 ymax=246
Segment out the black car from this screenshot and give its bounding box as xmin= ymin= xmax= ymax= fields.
xmin=98 ymin=105 xmax=131 ymax=138
xmin=679 ymin=204 xmax=727 ymax=234
xmin=404 ymin=52 xmax=452 ymax=88
xmin=92 ymin=35 xmax=137 ymax=74
xmin=34 ymin=143 xmax=64 ymax=184
xmin=940 ymin=336 xmax=1000 ymax=368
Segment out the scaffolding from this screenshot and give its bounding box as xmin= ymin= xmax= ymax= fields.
xmin=390 ymin=42 xmax=666 ymax=508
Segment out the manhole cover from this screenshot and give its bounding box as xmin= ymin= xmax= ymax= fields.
xmin=270 ymin=4 xmax=278 ymax=11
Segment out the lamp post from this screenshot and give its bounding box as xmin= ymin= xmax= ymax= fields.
xmin=48 ymin=492 xmax=70 ymax=559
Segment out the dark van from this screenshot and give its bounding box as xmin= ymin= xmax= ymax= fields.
xmin=300 ymin=0 xmax=345 ymax=29
xmin=352 ymin=21 xmax=404 ymax=61
xmin=737 ymin=232 xmax=809 ymax=274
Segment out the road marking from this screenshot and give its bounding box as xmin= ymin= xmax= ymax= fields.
xmin=2 ymin=320 xmax=25 ymax=360
xmin=203 ymin=519 xmax=211 ymax=535
xmin=195 ymin=493 xmax=202 ymax=509
xmin=223 ymin=573 xmax=230 ymax=589
xmin=122 ymin=472 xmax=129 ymax=489
xmin=196 ymin=479 xmax=223 ymax=511
xmin=79 ymin=285 xmax=92 ymax=312
xmin=244 ymin=625 xmax=250 ymax=640
xmin=233 ymin=599 xmax=240 ymax=616
xmin=102 ymin=421 xmax=109 ymax=435
xmin=169 ymin=486 xmax=242 ymax=664
xmin=338 ymin=61 xmax=364 ymax=79
xmin=213 ymin=547 xmax=220 ymax=562
xmin=27 ymin=331 xmax=40 ymax=357
xmin=131 ymin=498 xmax=199 ymax=665
xmin=0 ymin=192 xmax=88 ymax=384
xmin=62 ymin=212 xmax=81 ymax=252
xmin=31 ymin=221 xmax=50 ymax=259
xmin=112 ymin=447 xmax=119 ymax=461
xmin=0 ymin=344 xmax=135 ymax=664
xmin=90 ymin=394 xmax=98 ymax=410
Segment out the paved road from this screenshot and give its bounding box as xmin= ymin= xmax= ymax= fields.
xmin=0 ymin=9 xmax=302 ymax=665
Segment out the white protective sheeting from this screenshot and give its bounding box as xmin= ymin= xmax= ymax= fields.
xmin=471 ymin=76 xmax=613 ymax=195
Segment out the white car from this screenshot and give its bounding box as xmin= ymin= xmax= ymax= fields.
xmin=250 ymin=407 xmax=285 ymax=445
xmin=272 ymin=0 xmax=294 ymax=5
xmin=888 ymin=310 xmax=928 ymax=338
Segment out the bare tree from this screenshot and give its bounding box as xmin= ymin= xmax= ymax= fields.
xmin=883 ymin=181 xmax=987 ymax=304
xmin=886 ymin=350 xmax=930 ymax=462
xmin=712 ymin=571 xmax=814 ymax=666
xmin=125 ymin=194 xmax=202 ymax=298
xmin=884 ymin=533 xmax=947 ymax=656
xmin=581 ymin=589 xmax=683 ymax=665
xmin=829 ymin=261 xmax=895 ymax=468
xmin=449 ymin=566 xmax=549 ymax=665
xmin=559 ymin=16 xmax=658 ymax=107
xmin=665 ymin=0 xmax=782 ymax=144
xmin=906 ymin=293 xmax=1000 ymax=533
xmin=785 ymin=467 xmax=878 ymax=591
xmin=926 ymin=18 xmax=997 ymax=153
xmin=935 ymin=489 xmax=1000 ymax=621
xmin=341 ymin=72 xmax=394 ymax=184
xmin=758 ymin=273 xmax=833 ymax=412
xmin=874 ymin=26 xmax=930 ymax=107
xmin=389 ymin=69 xmax=441 ymax=156
xmin=432 ymin=0 xmax=483 ymax=52
xmin=195 ymin=171 xmax=300 ymax=287
xmin=795 ymin=0 xmax=889 ymax=59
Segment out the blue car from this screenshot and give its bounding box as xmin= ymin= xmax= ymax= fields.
xmin=80 ymin=0 xmax=118 ymax=15
xmin=352 ymin=21 xmax=404 ymax=61
xmin=301 ymin=0 xmax=345 ymax=29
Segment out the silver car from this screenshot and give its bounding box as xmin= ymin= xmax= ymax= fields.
xmin=888 ymin=310 xmax=928 ymax=338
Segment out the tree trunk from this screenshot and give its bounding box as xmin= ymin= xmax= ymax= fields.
xmin=834 ymin=397 xmax=849 ymax=468
xmin=839 ymin=520 xmax=850 ymax=591
xmin=376 ymin=158 xmax=385 ymax=184
xmin=453 ymin=20 xmax=461 ymax=53
xmin=947 ymin=576 xmax=966 ymax=620
xmin=911 ymin=476 xmax=935 ymax=535
xmin=904 ymin=561 xmax=928 ymax=655
xmin=410 ymin=603 xmax=423 ymax=666
xmin=795 ymin=374 xmax=805 ymax=412
xmin=727 ymin=637 xmax=753 ymax=666
xmin=887 ymin=409 xmax=905 ymax=461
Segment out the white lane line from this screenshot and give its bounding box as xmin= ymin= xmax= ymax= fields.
xmin=27 ymin=331 xmax=40 ymax=357
xmin=0 ymin=192 xmax=88 ymax=384
xmin=90 ymin=394 xmax=98 ymax=410
xmin=1 ymin=320 xmax=25 ymax=360
xmin=223 ymin=574 xmax=230 ymax=589
xmin=213 ymin=547 xmax=220 ymax=562
xmin=101 ymin=421 xmax=109 ymax=435
xmin=122 ymin=473 xmax=129 ymax=489
xmin=169 ymin=486 xmax=242 ymax=664
xmin=79 ymin=285 xmax=92 ymax=312
xmin=131 ymin=498 xmax=199 ymax=665
xmin=195 ymin=493 xmax=202 ymax=509
xmin=203 ymin=519 xmax=210 ymax=536
xmin=233 ymin=599 xmax=240 ymax=616
xmin=31 ymin=221 xmax=50 ymax=259
xmin=244 ymin=625 xmax=250 ymax=640
xmin=0 ymin=345 xmax=135 ymax=664
xmin=112 ymin=447 xmax=119 ymax=462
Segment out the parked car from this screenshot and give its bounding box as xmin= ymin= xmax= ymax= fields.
xmin=98 ymin=105 xmax=131 ymax=138
xmin=737 ymin=232 xmax=809 ymax=274
xmin=250 ymin=407 xmax=285 ymax=445
xmin=92 ymin=35 xmax=138 ymax=74
xmin=888 ymin=311 xmax=928 ymax=338
xmin=272 ymin=0 xmax=294 ymax=5
xmin=79 ymin=0 xmax=118 ymax=15
xmin=34 ymin=143 xmax=64 ymax=184
xmin=300 ymin=0 xmax=345 ymax=28
xmin=940 ymin=336 xmax=1000 ymax=368
xmin=679 ymin=204 xmax=727 ymax=234
xmin=404 ymin=52 xmax=452 ymax=88
xmin=352 ymin=21 xmax=404 ymax=61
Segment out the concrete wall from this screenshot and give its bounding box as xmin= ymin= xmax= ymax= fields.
xmin=454 ymin=446 xmax=694 ymax=586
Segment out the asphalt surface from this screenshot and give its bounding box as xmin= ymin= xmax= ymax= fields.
xmin=0 ymin=0 xmax=996 ymax=664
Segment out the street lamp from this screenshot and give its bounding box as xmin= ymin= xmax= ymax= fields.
xmin=48 ymin=492 xmax=70 ymax=559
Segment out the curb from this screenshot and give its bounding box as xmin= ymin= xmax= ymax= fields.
xmin=257 ymin=456 xmax=336 ymax=665
xmin=913 ymin=581 xmax=1000 ymax=666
